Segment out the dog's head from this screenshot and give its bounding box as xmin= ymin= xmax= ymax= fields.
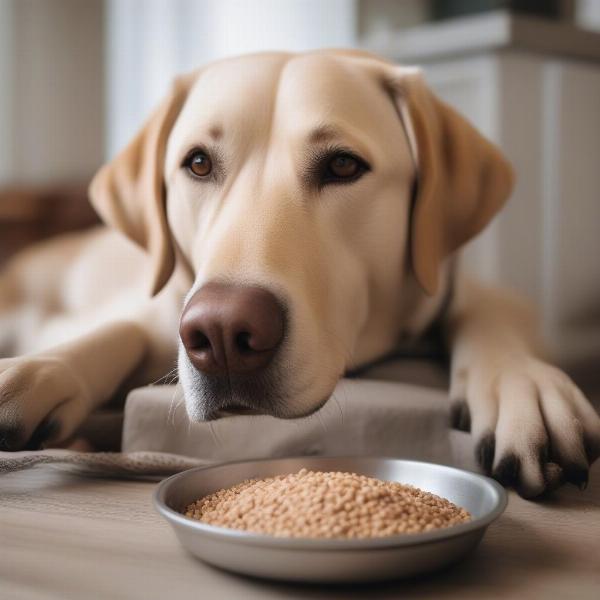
xmin=90 ymin=51 xmax=513 ymax=420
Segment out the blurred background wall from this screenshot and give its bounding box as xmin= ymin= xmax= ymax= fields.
xmin=0 ymin=0 xmax=104 ymax=183
xmin=1 ymin=0 xmax=599 ymax=372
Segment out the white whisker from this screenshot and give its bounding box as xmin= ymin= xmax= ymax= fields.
xmin=316 ymin=409 xmax=328 ymax=435
xmin=331 ymin=391 xmax=345 ymax=425
xmin=149 ymin=365 xmax=179 ymax=387
xmin=168 ymin=386 xmax=184 ymax=426
xmin=208 ymin=421 xmax=220 ymax=447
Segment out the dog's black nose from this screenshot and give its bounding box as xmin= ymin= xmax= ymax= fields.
xmin=179 ymin=282 xmax=285 ymax=377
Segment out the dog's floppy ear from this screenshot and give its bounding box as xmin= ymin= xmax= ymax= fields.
xmin=89 ymin=73 xmax=194 ymax=296
xmin=390 ymin=68 xmax=514 ymax=295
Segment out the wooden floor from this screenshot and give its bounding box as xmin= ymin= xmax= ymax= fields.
xmin=1 ymin=462 xmax=599 ymax=599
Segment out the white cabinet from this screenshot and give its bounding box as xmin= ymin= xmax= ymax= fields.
xmin=367 ymin=12 xmax=600 ymax=365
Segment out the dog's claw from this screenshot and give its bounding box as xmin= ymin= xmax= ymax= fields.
xmin=450 ymin=399 xmax=471 ymax=432
xmin=493 ymin=453 xmax=520 ymax=487
xmin=475 ymin=431 xmax=495 ymax=474
xmin=0 ymin=425 xmax=23 ymax=452
xmin=563 ymin=464 xmax=589 ymax=490
xmin=24 ymin=419 xmax=59 ymax=451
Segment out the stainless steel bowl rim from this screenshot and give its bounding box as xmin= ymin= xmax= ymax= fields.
xmin=153 ymin=456 xmax=507 ymax=551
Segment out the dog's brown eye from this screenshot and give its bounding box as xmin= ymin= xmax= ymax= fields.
xmin=328 ymin=155 xmax=359 ymax=179
xmin=187 ymin=151 xmax=212 ymax=177
xmin=318 ymin=150 xmax=369 ymax=186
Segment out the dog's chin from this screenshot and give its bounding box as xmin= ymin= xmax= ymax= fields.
xmin=180 ymin=374 xmax=333 ymax=421
xmin=184 ymin=395 xmax=331 ymax=422
xmin=194 ymin=404 xmax=272 ymax=421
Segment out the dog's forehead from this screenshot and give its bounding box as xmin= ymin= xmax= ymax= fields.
xmin=185 ymin=53 xmax=289 ymax=122
xmin=277 ymin=53 xmax=382 ymax=103
xmin=173 ymin=53 xmax=392 ymax=143
xmin=275 ymin=54 xmax=392 ymax=132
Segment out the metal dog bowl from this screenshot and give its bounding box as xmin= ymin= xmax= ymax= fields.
xmin=153 ymin=456 xmax=507 ymax=582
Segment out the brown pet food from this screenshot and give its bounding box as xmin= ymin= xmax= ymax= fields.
xmin=184 ymin=468 xmax=471 ymax=538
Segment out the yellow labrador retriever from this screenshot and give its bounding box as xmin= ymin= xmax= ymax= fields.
xmin=1 ymin=50 xmax=598 ymax=497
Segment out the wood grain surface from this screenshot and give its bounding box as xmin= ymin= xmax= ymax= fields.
xmin=1 ymin=461 xmax=599 ymax=600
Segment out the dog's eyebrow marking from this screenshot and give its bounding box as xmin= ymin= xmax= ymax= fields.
xmin=208 ymin=125 xmax=223 ymax=141
xmin=308 ymin=124 xmax=344 ymax=144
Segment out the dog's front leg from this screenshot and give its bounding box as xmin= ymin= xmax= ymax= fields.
xmin=0 ymin=320 xmax=150 ymax=451
xmin=446 ymin=275 xmax=600 ymax=497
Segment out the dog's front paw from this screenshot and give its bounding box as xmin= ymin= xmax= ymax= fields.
xmin=0 ymin=356 xmax=91 ymax=451
xmin=450 ymin=358 xmax=600 ymax=498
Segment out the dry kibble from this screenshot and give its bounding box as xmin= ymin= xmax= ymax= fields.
xmin=184 ymin=469 xmax=471 ymax=539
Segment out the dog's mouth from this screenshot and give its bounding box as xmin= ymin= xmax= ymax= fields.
xmin=210 ymin=393 xmax=331 ymax=420
xmin=214 ymin=404 xmax=266 ymax=417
